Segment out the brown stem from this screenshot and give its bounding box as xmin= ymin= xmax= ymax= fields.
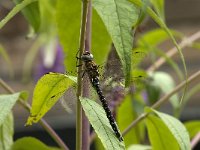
xmin=76 ymin=0 xmax=90 ymax=149
xmin=122 ymin=70 xmax=200 ymax=136
xmin=82 ymin=1 xmax=92 ymax=150
xmin=0 ymin=78 xmax=69 ymax=150
xmin=147 ymin=30 xmax=200 ymax=72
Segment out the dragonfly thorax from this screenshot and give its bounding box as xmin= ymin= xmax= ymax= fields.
xmin=81 ymin=51 xmax=93 ymax=61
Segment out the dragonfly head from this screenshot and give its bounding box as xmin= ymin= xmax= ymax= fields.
xmin=81 ymin=51 xmax=93 ymax=61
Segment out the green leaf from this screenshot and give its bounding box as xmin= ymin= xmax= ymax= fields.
xmin=185 ymin=85 xmax=200 ymax=103
xmin=134 ymin=0 xmax=149 ymax=27
xmin=184 ymin=121 xmax=200 ymax=139
xmin=127 ymin=144 xmax=151 ymax=150
xmin=191 ymin=42 xmax=200 ymax=50
xmin=11 ymin=137 xmax=60 ymax=150
xmin=153 ymin=48 xmax=184 ymax=80
xmin=0 ymin=44 xmax=13 ymax=77
xmin=13 ymin=0 xmax=40 ymax=32
xmin=145 ymin=80 xmax=161 ymax=105
xmin=132 ymin=48 xmax=148 ymax=68
xmin=26 ymin=73 xmax=76 ymax=125
xmin=129 ymin=0 xmax=187 ymax=103
xmin=148 ymin=72 xmax=179 ymax=111
xmin=56 ymin=0 xmax=111 ymax=73
xmin=145 ymin=107 xmax=191 ymax=150
xmin=137 ymin=28 xmax=182 ymax=48
xmin=0 ymin=113 xmax=14 ymax=150
xmin=0 ymin=0 xmax=37 ymax=30
xmin=80 ymin=97 xmax=125 ymax=150
xmin=181 ymin=84 xmax=200 ymax=112
xmin=135 ymin=28 xmax=184 ymax=80
xmin=131 ymin=69 xmax=147 ymax=89
xmin=94 ymin=138 xmax=105 ymax=150
xmin=146 ymin=114 xmax=179 ymax=150
xmin=0 ymin=92 xmax=26 ymax=126
xmin=93 ymin=0 xmax=139 ymax=86
xmin=150 ymin=0 xmax=165 ymax=21
xmin=117 ymin=95 xmax=140 ymax=146
xmin=39 ymin=0 xmax=56 ymax=33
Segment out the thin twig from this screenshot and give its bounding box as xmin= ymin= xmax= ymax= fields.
xmin=147 ymin=30 xmax=200 ymax=72
xmin=122 ymin=70 xmax=200 ymax=136
xmin=0 ymin=78 xmax=69 ymax=150
xmin=76 ymin=0 xmax=90 ymax=150
xmin=191 ymin=132 xmax=200 ymax=149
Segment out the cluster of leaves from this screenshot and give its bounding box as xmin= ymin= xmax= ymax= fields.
xmin=0 ymin=0 xmax=200 ymax=150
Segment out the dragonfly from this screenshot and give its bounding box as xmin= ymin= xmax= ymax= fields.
xmin=80 ymin=51 xmax=124 ymax=142
xmin=39 ymin=49 xmax=147 ymax=140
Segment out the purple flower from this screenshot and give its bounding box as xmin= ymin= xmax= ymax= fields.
xmin=34 ymin=40 xmax=65 ymax=81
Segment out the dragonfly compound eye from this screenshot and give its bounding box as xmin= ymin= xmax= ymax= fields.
xmin=81 ymin=52 xmax=93 ymax=61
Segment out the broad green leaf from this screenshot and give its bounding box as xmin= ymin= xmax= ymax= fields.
xmin=137 ymin=28 xmax=182 ymax=48
xmin=150 ymin=0 xmax=165 ymax=21
xmin=129 ymin=0 xmax=187 ymax=103
xmin=11 ymin=137 xmax=60 ymax=150
xmin=0 ymin=0 xmax=37 ymax=30
xmin=13 ymin=0 xmax=40 ymax=32
xmin=39 ymin=0 xmax=56 ymax=33
xmin=0 ymin=113 xmax=14 ymax=150
xmin=145 ymin=108 xmax=191 ymax=150
xmin=80 ymin=97 xmax=125 ymax=150
xmin=56 ymin=0 xmax=111 ymax=73
xmin=184 ymin=121 xmax=200 ymax=139
xmin=117 ymin=95 xmax=140 ymax=146
xmin=145 ymin=114 xmax=179 ymax=150
xmin=0 ymin=92 xmax=26 ymax=126
xmin=128 ymin=144 xmax=151 ymax=150
xmin=93 ymin=0 xmax=139 ymax=86
xmin=26 ymin=73 xmax=76 ymax=125
xmin=148 ymin=72 xmax=179 ymax=111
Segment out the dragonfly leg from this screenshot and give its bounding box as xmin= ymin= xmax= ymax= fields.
xmin=76 ymin=64 xmax=83 ymax=67
xmin=76 ymin=49 xmax=81 ymax=66
xmin=81 ymin=70 xmax=86 ymax=78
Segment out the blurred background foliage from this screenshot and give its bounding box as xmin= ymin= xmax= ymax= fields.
xmin=0 ymin=0 xmax=200 ymax=149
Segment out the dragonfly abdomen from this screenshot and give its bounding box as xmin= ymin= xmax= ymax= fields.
xmin=92 ymin=77 xmax=123 ymax=142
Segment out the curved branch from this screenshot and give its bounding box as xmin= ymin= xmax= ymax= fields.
xmin=191 ymin=132 xmax=200 ymax=149
xmin=147 ymin=30 xmax=200 ymax=72
xmin=122 ymin=70 xmax=200 ymax=136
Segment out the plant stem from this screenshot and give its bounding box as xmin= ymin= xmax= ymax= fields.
xmin=147 ymin=30 xmax=200 ymax=72
xmin=0 ymin=0 xmax=37 ymax=30
xmin=76 ymin=0 xmax=89 ymax=150
xmin=0 ymin=78 xmax=69 ymax=150
xmin=122 ymin=70 xmax=200 ymax=136
xmin=191 ymin=132 xmax=200 ymax=149
xmin=82 ymin=1 xmax=92 ymax=150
